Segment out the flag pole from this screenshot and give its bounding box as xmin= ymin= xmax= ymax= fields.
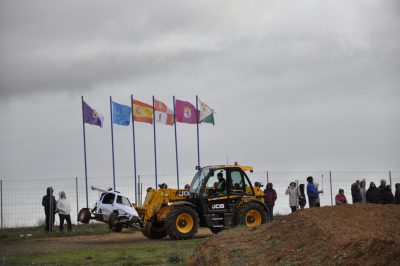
xmin=81 ymin=96 xmax=89 ymax=208
xmin=131 ymin=95 xmax=138 ymax=204
xmin=152 ymin=96 xmax=158 ymax=188
xmin=173 ymin=96 xmax=180 ymax=188
xmin=196 ymin=95 xmax=200 ymax=167
xmin=109 ymin=96 xmax=116 ymax=190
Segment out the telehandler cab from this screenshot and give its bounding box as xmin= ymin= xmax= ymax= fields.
xmin=136 ymin=164 xmax=268 ymax=240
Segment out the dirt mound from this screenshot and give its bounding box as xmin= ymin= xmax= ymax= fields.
xmin=187 ymin=204 xmax=400 ymax=265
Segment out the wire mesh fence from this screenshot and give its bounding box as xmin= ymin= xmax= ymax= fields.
xmin=0 ymin=170 xmax=398 ymax=229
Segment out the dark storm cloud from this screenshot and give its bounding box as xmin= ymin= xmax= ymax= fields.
xmin=0 ymin=0 xmax=399 ymax=179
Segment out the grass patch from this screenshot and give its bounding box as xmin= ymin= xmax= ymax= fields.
xmin=0 ymin=223 xmax=115 ymax=243
xmin=2 ymin=238 xmax=204 ymax=265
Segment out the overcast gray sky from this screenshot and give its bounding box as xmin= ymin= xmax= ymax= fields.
xmin=0 ymin=0 xmax=399 ymax=181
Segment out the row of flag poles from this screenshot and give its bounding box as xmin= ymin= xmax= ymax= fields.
xmin=81 ymin=95 xmax=215 ymax=207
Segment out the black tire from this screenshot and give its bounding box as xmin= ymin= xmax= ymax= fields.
xmin=165 ymin=206 xmax=199 ymax=240
xmin=235 ymin=202 xmax=267 ymax=227
xmin=108 ymin=212 xmax=123 ymax=232
xmin=78 ymin=208 xmax=91 ymax=224
xmin=209 ymin=227 xmax=224 ymax=234
xmin=142 ymin=222 xmax=167 ymax=239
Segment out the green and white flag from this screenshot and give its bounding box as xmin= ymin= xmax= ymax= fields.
xmin=199 ymin=99 xmax=215 ymax=125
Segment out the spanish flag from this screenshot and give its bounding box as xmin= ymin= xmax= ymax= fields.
xmin=132 ymin=99 xmax=153 ymax=124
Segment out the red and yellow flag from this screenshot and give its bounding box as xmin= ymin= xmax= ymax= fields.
xmin=132 ymin=99 xmax=153 ymax=124
xmin=154 ymin=99 xmax=174 ymax=126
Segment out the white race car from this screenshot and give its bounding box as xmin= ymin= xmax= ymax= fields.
xmin=78 ymin=187 xmax=141 ymax=232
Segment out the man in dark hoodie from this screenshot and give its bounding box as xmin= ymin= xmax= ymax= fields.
xmin=378 ymin=179 xmax=387 ymax=204
xmin=381 ymin=185 xmax=394 ymax=204
xmin=366 ymin=182 xmax=380 ymax=204
xmin=42 ymin=187 xmax=57 ymax=232
xmin=264 ymin=183 xmax=277 ymax=223
xmin=351 ymin=180 xmax=362 ymax=203
xmin=395 ymin=183 xmax=400 ymax=204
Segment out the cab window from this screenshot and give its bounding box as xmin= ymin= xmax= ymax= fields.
xmin=230 ymin=170 xmax=245 ymax=194
xmin=204 ymin=169 xmax=227 ymax=196
xmin=117 ymin=195 xmax=131 ymax=206
xmin=102 ymin=193 xmax=115 ymax=204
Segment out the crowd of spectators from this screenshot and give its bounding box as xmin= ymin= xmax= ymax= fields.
xmin=262 ymin=176 xmax=400 ymax=219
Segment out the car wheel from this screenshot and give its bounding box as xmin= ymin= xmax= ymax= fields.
xmin=78 ymin=208 xmax=91 ymax=224
xmin=108 ymin=212 xmax=123 ymax=232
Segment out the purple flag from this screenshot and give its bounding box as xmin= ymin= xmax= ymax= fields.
xmin=83 ymin=101 xmax=104 ymax=127
xmin=175 ymin=99 xmax=199 ymax=124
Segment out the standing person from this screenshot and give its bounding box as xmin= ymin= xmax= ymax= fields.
xmin=378 ymin=179 xmax=387 ymax=203
xmin=56 ymin=191 xmax=72 ymax=232
xmin=285 ymin=182 xmax=299 ymax=213
xmin=306 ymin=176 xmax=323 ymax=208
xmin=394 ymin=183 xmax=400 ymax=204
xmin=298 ymin=184 xmax=307 ymax=209
xmin=366 ymin=182 xmax=380 ymax=204
xmin=263 ymin=183 xmax=277 ymax=223
xmin=254 ymin=182 xmax=263 ymax=194
xmin=359 ymin=179 xmax=367 ymax=204
xmin=351 ymin=180 xmax=362 ymax=203
xmin=313 ymin=181 xmax=321 ymax=207
xmin=335 ymin=189 xmax=348 ymax=205
xmin=42 ymin=187 xmax=57 ymax=233
xmin=381 ymin=185 xmax=394 ymax=205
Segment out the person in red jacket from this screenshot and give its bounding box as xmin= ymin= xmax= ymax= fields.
xmin=335 ymin=189 xmax=348 ymax=205
xmin=264 ymin=183 xmax=277 ymax=223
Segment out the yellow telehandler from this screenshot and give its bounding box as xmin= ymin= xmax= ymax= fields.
xmin=136 ymin=164 xmax=268 ymax=240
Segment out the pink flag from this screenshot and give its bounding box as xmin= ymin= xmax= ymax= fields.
xmin=175 ymin=99 xmax=199 ymax=124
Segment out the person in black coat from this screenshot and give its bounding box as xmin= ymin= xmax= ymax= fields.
xmin=366 ymin=182 xmax=380 ymax=204
xmin=378 ymin=179 xmax=387 ymax=203
xmin=395 ymin=183 xmax=400 ymax=204
xmin=298 ymin=184 xmax=306 ymax=209
xmin=381 ymin=185 xmax=394 ymax=205
xmin=42 ymin=187 xmax=57 ymax=232
xmin=351 ymin=180 xmax=362 ymax=203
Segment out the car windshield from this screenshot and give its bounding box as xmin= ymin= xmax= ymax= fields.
xmin=190 ymin=167 xmax=210 ymax=194
xmin=116 ymin=195 xmax=131 ymax=206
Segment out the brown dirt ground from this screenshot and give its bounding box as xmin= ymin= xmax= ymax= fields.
xmin=187 ymin=204 xmax=400 ymax=266
xmin=0 ymin=228 xmax=212 ymax=258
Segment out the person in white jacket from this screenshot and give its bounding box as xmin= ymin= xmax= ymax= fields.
xmin=56 ymin=191 xmax=72 ymax=232
xmin=285 ymin=182 xmax=300 ymax=213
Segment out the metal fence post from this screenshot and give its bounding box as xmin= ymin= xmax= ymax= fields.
xmin=138 ymin=175 xmax=141 ymax=206
xmin=329 ymin=171 xmax=333 ymax=206
xmin=1 ymin=179 xmax=3 ymax=229
xmin=266 ymin=171 xmax=269 ymax=184
xmin=76 ymin=177 xmax=79 ymax=224
xmin=141 ymin=184 xmax=143 ymax=206
xmin=389 ymin=171 xmax=392 ymax=187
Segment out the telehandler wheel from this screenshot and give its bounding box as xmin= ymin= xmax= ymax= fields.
xmin=108 ymin=212 xmax=123 ymax=232
xmin=78 ymin=208 xmax=91 ymax=224
xmin=235 ymin=202 xmax=267 ymax=227
xmin=142 ymin=222 xmax=167 ymax=239
xmin=165 ymin=206 xmax=199 ymax=240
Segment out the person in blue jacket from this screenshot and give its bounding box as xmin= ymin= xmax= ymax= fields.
xmin=306 ymin=176 xmax=323 ymax=208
